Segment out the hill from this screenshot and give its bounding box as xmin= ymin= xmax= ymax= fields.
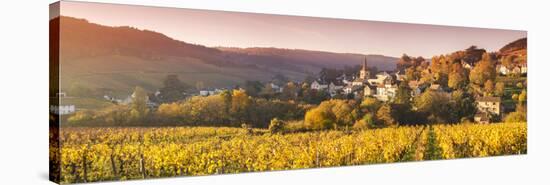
xmin=499 ymin=37 xmax=527 ymax=57
xmin=54 ymin=16 xmax=398 ymax=96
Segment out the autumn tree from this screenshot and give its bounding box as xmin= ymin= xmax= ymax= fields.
xmin=67 ymin=110 xmax=95 ymax=125
xmin=469 ymin=53 xmax=496 ymax=86
xmin=156 ymin=102 xmax=182 ymax=121
xmin=130 ymin=86 xmax=149 ymax=123
xmin=220 ymin=90 xmax=232 ymax=121
xmin=230 ymin=89 xmax=251 ymax=125
xmin=353 ymin=113 xmax=375 ymax=130
xmin=504 ymin=111 xmax=526 ymax=123
xmin=304 ymin=107 xmax=332 ymax=130
xmin=501 ymin=55 xmax=514 ymax=69
xmin=516 ymin=89 xmax=527 ymax=113
xmin=518 ymin=89 xmax=527 ymax=105
xmin=414 ymin=90 xmax=453 ymax=123
xmin=282 ymin=82 xmax=298 ymax=100
xmin=304 ymin=100 xmax=355 ymax=130
xmin=448 ymin=63 xmax=467 ymax=90
xmin=494 ymin=82 xmax=505 ymax=97
xmin=405 ymin=67 xmax=420 ymax=81
xmin=484 ymin=79 xmax=495 ymax=96
xmin=360 ymin=97 xmax=381 ymax=113
xmin=376 ymin=104 xmax=396 ymax=127
xmin=394 ymin=81 xmax=412 ymax=105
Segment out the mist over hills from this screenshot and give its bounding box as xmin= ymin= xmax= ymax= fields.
xmin=54 ymin=16 xmax=398 ymax=95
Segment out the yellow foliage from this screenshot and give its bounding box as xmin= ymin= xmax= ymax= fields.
xmin=56 ymin=122 xmax=526 ymax=183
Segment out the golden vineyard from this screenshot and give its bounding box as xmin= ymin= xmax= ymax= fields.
xmin=52 ymin=122 xmax=526 ymax=183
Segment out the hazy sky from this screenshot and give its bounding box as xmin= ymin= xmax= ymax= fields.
xmin=58 ymin=1 xmax=526 ymax=58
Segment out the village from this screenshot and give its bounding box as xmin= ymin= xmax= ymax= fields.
xmin=52 ymin=53 xmax=527 ymax=125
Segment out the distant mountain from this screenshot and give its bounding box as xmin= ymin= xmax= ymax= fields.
xmin=54 ymin=16 xmax=398 ymax=95
xmin=218 ymin=47 xmax=397 ymax=72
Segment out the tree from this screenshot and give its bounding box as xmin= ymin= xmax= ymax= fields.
xmin=360 ymin=97 xmax=381 ymax=113
xmin=282 ymin=82 xmax=298 ymax=100
xmin=304 ymin=100 xmax=354 ymax=130
xmin=156 ymin=103 xmax=182 ymax=122
xmin=376 ymin=104 xmax=396 ymax=127
xmin=397 ymin=54 xmax=413 ymax=72
xmin=394 ymin=81 xmax=412 ymax=105
xmin=484 ymin=80 xmax=495 ymax=95
xmin=178 ymin=95 xmax=227 ymax=126
xmin=67 ymin=110 xmax=95 ymax=125
xmin=516 ymin=82 xmax=524 ymax=89
xmin=102 ymin=105 xmax=131 ymax=126
xmin=414 ymin=90 xmax=453 ymax=123
xmin=518 ymin=89 xmax=527 ymax=105
xmin=504 ymin=111 xmax=526 ymax=123
xmin=330 ymin=100 xmax=355 ymax=130
xmin=243 ymin=81 xmax=263 ymax=97
xmin=451 ymin=90 xmax=476 ymax=122
xmin=353 ymin=113 xmax=375 ymax=130
xmin=448 ymin=63 xmax=467 ymax=90
xmin=259 ymin=84 xmax=275 ymax=99
xmin=469 ymin=53 xmax=496 ymax=86
xmin=501 ymin=56 xmax=514 ymax=69
xmin=304 ymin=107 xmax=333 ymax=130
xmin=130 ymin=86 xmax=149 ymax=122
xmin=494 ymin=82 xmax=505 ymax=97
xmin=405 ymin=67 xmax=420 ymax=81
xmin=514 ymin=89 xmax=527 ymax=116
xmin=231 ymin=89 xmax=251 ymax=125
xmin=159 ymin=75 xmax=190 ymax=102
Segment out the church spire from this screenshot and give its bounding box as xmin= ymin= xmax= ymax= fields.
xmin=362 ymin=57 xmax=367 ymax=71
xmin=359 ymin=57 xmax=369 ymax=79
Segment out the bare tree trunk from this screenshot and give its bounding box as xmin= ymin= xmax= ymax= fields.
xmin=110 ymin=154 xmax=118 ymax=179
xmin=140 ymin=154 xmax=146 ymax=178
xmin=82 ymin=151 xmax=88 ymax=183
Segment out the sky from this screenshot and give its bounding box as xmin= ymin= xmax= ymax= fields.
xmin=58 ymin=1 xmax=527 ymax=58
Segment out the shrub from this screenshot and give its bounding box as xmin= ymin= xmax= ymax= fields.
xmin=353 ymin=113 xmax=375 ymax=130
xmin=268 ymin=118 xmax=285 ymax=134
xmin=505 ymin=111 xmax=527 ymax=123
xmin=283 ymin=120 xmax=308 ymax=133
xmin=67 ymin=111 xmax=94 ymax=125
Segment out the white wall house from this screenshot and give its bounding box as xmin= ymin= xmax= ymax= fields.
xmin=199 ymin=89 xmax=223 ymax=96
xmin=363 ymin=85 xmax=375 ymax=97
xmin=269 ymin=83 xmax=284 ymax=93
xmin=497 ymin=65 xmax=510 ymax=75
xmin=375 ymin=84 xmax=397 ymax=101
xmin=50 ymin=105 xmax=75 ymax=115
xmin=311 ymin=80 xmax=328 ymax=90
xmin=328 ymin=82 xmax=343 ymax=97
